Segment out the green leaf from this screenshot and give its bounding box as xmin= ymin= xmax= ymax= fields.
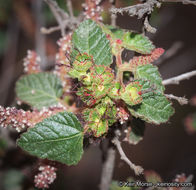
xmin=134 ymin=64 xmax=165 ymax=93
xmin=17 ymin=112 xmax=83 ymax=165
xmin=100 ymin=24 xmax=154 ymax=54
xmin=125 ymin=118 xmax=145 ymax=145
xmin=15 ymin=72 xmax=63 ymax=110
xmin=72 ymin=19 xmax=112 ymax=66
xmin=128 ymin=80 xmax=174 ymax=124
xmin=122 ymin=32 xmax=155 ymax=54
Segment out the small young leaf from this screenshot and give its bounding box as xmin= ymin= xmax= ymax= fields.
xmin=101 ymin=24 xmax=154 ymax=54
xmin=122 ymin=32 xmax=155 ymax=54
xmin=128 ymin=81 xmax=174 ymax=124
xmin=15 ymin=72 xmax=63 ymax=110
xmin=17 ymin=112 xmax=84 ymax=165
xmin=72 ymin=19 xmax=112 ymax=66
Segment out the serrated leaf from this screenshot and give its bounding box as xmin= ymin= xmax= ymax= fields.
xmin=134 ymin=64 xmax=165 ymax=92
xmin=122 ymin=32 xmax=154 ymax=54
xmin=17 ymin=112 xmax=83 ymax=165
xmin=125 ymin=118 xmax=145 ymax=145
xmin=128 ymin=80 xmax=174 ymax=124
xmin=15 ymin=72 xmax=63 ymax=110
xmin=100 ymin=24 xmax=154 ymax=54
xmin=72 ymin=19 xmax=112 ymax=66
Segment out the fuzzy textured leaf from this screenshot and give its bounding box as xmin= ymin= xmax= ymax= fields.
xmin=100 ymin=24 xmax=154 ymax=54
xmin=122 ymin=32 xmax=155 ymax=54
xmin=72 ymin=19 xmax=112 ymax=66
xmin=128 ymin=80 xmax=174 ymax=124
xmin=15 ymin=72 xmax=63 ymax=110
xmin=17 ymin=112 xmax=83 ymax=165
xmin=134 ymin=64 xmax=165 ymax=92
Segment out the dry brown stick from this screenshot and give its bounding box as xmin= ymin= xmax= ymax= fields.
xmin=40 ymin=25 xmax=61 ymax=34
xmin=161 ymin=0 xmax=196 ymax=5
xmin=110 ymin=0 xmax=160 ymax=18
xmin=162 ymin=70 xmax=196 ymax=85
xmin=165 ymin=94 xmax=188 ymax=105
xmin=112 ymin=131 xmax=143 ymax=176
xmin=99 ymin=147 xmax=116 ymax=190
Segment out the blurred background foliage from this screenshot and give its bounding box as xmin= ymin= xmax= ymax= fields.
xmin=0 ymin=0 xmax=196 ymax=190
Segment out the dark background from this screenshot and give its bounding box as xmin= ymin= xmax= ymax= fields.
xmin=0 ymin=0 xmax=196 ymax=189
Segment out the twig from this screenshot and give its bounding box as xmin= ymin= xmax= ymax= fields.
xmin=99 ymin=147 xmax=116 ymax=190
xmin=43 ymin=0 xmax=81 ymax=35
xmin=43 ymin=0 xmax=68 ymax=36
xmin=110 ymin=0 xmax=161 ymax=19
xmin=40 ymin=26 xmax=61 ymax=34
xmin=161 ymin=0 xmax=196 ymax=5
xmin=165 ymin=94 xmax=188 ymax=105
xmin=67 ymin=0 xmax=74 ymax=18
xmin=144 ymin=16 xmax=156 ymax=33
xmin=110 ymin=0 xmax=117 ymax=26
xmin=162 ymin=70 xmax=196 ymax=85
xmin=112 ymin=131 xmax=143 ymax=176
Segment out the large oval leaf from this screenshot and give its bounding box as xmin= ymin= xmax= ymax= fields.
xmin=15 ymin=72 xmax=63 ymax=110
xmin=17 ymin=112 xmax=84 ymax=165
xmin=72 ymin=19 xmax=112 ymax=66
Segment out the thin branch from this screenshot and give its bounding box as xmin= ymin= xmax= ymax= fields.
xmin=67 ymin=0 xmax=74 ymax=18
xmin=112 ymin=131 xmax=143 ymax=176
xmin=99 ymin=147 xmax=116 ymax=190
xmin=161 ymin=0 xmax=196 ymax=5
xmin=40 ymin=26 xmax=61 ymax=34
xmin=43 ymin=0 xmax=68 ymax=36
xmin=162 ymin=70 xmax=196 ymax=85
xmin=110 ymin=0 xmax=117 ymax=26
xmin=165 ymin=94 xmax=188 ymax=105
xmin=110 ymin=0 xmax=161 ymax=19
xmin=144 ymin=16 xmax=156 ymax=33
xmin=43 ymin=0 xmax=81 ymax=36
